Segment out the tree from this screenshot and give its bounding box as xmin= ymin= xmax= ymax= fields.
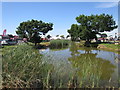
xmin=60 ymin=35 xmax=65 ymax=39
xmin=66 ymin=35 xmax=70 ymax=39
xmin=8 ymin=34 xmax=14 ymax=38
xmin=46 ymin=35 xmax=51 ymax=39
xmin=68 ymin=24 xmax=80 ymax=41
xmin=16 ymin=19 xmax=53 ymax=46
xmin=68 ymin=14 xmax=118 ymax=44
xmin=78 ymin=25 xmax=97 ymax=42
xmin=68 ymin=24 xmax=95 ymax=42
xmin=56 ymin=35 xmax=59 ymax=37
xmin=76 ymin=14 xmax=117 ymax=33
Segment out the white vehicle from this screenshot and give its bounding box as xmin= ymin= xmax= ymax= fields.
xmin=1 ymin=40 xmax=8 ymax=45
xmin=1 ymin=39 xmax=17 ymax=45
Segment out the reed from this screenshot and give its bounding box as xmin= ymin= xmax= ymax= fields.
xmin=2 ymin=44 xmax=53 ymax=88
xmin=50 ymin=40 xmax=70 ymax=49
xmin=2 ymin=43 xmax=117 ymax=88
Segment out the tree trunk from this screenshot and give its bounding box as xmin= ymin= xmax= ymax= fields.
xmin=95 ymin=37 xmax=98 ymax=41
xmin=84 ymin=39 xmax=91 ymax=47
xmin=35 ymin=43 xmax=37 ymax=46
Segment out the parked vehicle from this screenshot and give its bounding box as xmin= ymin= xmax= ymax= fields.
xmin=1 ymin=39 xmax=17 ymax=45
xmin=1 ymin=40 xmax=8 ymax=45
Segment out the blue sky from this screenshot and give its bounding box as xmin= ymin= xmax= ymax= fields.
xmin=1 ymin=2 xmax=118 ymax=37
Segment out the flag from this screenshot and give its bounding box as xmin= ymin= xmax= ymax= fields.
xmin=3 ymin=29 xmax=6 ymax=36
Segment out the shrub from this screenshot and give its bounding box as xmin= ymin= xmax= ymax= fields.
xmin=49 ymin=40 xmax=70 ymax=49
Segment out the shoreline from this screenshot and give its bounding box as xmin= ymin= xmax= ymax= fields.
xmin=97 ymin=44 xmax=120 ymax=54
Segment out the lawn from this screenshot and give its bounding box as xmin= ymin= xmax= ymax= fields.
xmin=99 ymin=43 xmax=120 ymax=50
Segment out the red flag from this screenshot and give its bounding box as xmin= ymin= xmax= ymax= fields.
xmin=3 ymin=29 xmax=6 ymax=36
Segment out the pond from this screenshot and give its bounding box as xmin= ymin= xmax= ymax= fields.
xmin=39 ymin=42 xmax=120 ymax=88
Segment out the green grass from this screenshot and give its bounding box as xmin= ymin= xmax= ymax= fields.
xmin=2 ymin=43 xmax=119 ymax=88
xmin=50 ymin=40 xmax=70 ymax=49
xmin=2 ymin=44 xmax=53 ymax=88
xmin=98 ymin=43 xmax=120 ymax=54
xmin=100 ymin=43 xmax=120 ymax=50
xmin=40 ymin=42 xmax=50 ymax=46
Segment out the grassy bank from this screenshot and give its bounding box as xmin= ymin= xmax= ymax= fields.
xmin=49 ymin=40 xmax=70 ymax=49
xmin=98 ymin=43 xmax=120 ymax=53
xmin=99 ymin=43 xmax=120 ymax=49
xmin=40 ymin=42 xmax=50 ymax=46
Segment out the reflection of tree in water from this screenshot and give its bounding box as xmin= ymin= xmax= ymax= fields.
xmin=69 ymin=42 xmax=80 ymax=56
xmin=50 ymin=47 xmax=68 ymax=51
xmin=68 ymin=43 xmax=116 ymax=87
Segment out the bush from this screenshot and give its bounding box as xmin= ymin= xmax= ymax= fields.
xmin=49 ymin=40 xmax=70 ymax=49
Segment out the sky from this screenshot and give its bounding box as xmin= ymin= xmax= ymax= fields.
xmin=1 ymin=2 xmax=119 ymax=37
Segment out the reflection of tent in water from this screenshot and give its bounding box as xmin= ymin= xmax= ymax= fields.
xmin=68 ymin=43 xmax=116 ymax=87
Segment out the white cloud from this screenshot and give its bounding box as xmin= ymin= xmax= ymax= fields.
xmin=96 ymin=2 xmax=118 ymax=8
xmin=104 ymin=28 xmax=119 ymax=37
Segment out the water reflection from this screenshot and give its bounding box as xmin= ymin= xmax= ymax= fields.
xmin=68 ymin=43 xmax=117 ymax=87
xmin=40 ymin=42 xmax=118 ymax=87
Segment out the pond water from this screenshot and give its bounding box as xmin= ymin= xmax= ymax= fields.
xmin=39 ymin=42 xmax=120 ymax=88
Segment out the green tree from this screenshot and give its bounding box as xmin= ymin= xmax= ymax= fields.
xmin=66 ymin=35 xmax=70 ymax=39
xmin=78 ymin=26 xmax=97 ymax=42
xmin=56 ymin=35 xmax=59 ymax=37
xmin=8 ymin=34 xmax=14 ymax=38
xmin=76 ymin=14 xmax=117 ymax=42
xmin=60 ymin=35 xmax=65 ymax=39
xmin=68 ymin=24 xmax=80 ymax=41
xmin=68 ymin=14 xmax=117 ymax=44
xmin=46 ymin=35 xmax=51 ymax=39
xmin=16 ymin=19 xmax=53 ymax=46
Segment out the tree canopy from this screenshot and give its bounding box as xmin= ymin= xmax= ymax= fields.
xmin=68 ymin=14 xmax=118 ymax=43
xmin=66 ymin=35 xmax=70 ymax=39
xmin=68 ymin=24 xmax=79 ymax=41
xmin=16 ymin=19 xmax=53 ymax=45
xmin=46 ymin=35 xmax=51 ymax=39
xmin=8 ymin=34 xmax=14 ymax=38
xmin=100 ymin=33 xmax=107 ymax=38
xmin=60 ymin=35 xmax=65 ymax=39
xmin=56 ymin=35 xmax=59 ymax=37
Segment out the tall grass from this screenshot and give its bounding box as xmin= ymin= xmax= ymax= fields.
xmin=68 ymin=43 xmax=117 ymax=88
xmin=2 ymin=44 xmax=53 ymax=88
xmin=2 ymin=43 xmax=118 ymax=88
xmin=50 ymin=40 xmax=70 ymax=49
